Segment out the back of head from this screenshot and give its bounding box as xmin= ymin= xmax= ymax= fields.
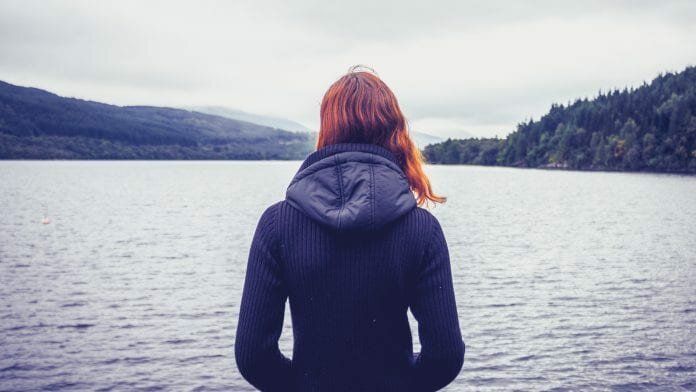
xmin=317 ymin=65 xmax=446 ymax=207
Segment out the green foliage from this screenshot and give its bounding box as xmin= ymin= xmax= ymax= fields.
xmin=423 ymin=66 xmax=696 ymax=173
xmin=423 ymin=138 xmax=504 ymax=165
xmin=0 ymin=80 xmax=315 ymax=159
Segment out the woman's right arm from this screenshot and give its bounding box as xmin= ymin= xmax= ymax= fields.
xmin=409 ymin=215 xmax=465 ymax=391
xmin=235 ymin=204 xmax=294 ymax=391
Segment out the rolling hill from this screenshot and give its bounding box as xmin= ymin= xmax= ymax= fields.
xmin=0 ymin=81 xmax=315 ymax=159
xmin=424 ymin=66 xmax=696 ymax=173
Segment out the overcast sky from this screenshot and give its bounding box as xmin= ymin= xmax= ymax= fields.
xmin=1 ymin=0 xmax=695 ymax=138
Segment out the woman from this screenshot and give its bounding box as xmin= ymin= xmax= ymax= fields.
xmin=235 ymin=66 xmax=465 ymax=391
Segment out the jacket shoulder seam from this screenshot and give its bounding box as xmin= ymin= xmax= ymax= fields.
xmin=418 ymin=208 xmax=439 ymax=272
xmin=265 ymin=201 xmax=285 ymax=268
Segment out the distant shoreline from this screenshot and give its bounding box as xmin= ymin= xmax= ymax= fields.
xmin=3 ymin=158 xmax=694 ymax=176
xmin=425 ymin=161 xmax=696 ymax=176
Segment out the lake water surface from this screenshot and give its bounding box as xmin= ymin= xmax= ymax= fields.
xmin=1 ymin=161 xmax=695 ymax=391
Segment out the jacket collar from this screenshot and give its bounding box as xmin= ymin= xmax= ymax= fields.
xmin=297 ymin=142 xmax=402 ymax=172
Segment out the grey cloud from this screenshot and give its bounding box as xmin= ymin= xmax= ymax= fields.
xmin=267 ymin=0 xmax=696 ymax=43
xmin=0 ymin=0 xmax=694 ymax=139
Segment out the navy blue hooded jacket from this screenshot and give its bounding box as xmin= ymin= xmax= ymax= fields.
xmin=235 ymin=142 xmax=465 ymax=391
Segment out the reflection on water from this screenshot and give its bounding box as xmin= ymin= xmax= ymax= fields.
xmin=1 ymin=161 xmax=695 ymax=391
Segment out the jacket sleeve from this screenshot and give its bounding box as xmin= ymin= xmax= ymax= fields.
xmin=235 ymin=203 xmax=293 ymax=391
xmin=409 ymin=215 xmax=465 ymax=391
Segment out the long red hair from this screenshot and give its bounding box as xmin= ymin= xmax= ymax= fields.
xmin=317 ymin=65 xmax=446 ymax=207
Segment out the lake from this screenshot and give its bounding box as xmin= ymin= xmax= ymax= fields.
xmin=1 ymin=161 xmax=695 ymax=391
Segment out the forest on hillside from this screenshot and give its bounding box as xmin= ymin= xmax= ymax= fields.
xmin=423 ymin=66 xmax=696 ymax=173
xmin=0 ymin=80 xmax=314 ymax=160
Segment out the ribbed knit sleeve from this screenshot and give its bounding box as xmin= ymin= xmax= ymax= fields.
xmin=234 ymin=203 xmax=294 ymax=392
xmin=409 ymin=214 xmax=465 ymax=391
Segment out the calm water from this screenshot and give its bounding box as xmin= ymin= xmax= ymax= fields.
xmin=1 ymin=161 xmax=695 ymax=391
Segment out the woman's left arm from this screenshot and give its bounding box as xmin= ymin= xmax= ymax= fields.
xmin=235 ymin=203 xmax=293 ymax=391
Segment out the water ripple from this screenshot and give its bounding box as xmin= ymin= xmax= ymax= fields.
xmin=0 ymin=161 xmax=694 ymax=391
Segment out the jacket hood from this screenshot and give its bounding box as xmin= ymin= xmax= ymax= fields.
xmin=286 ymin=143 xmax=417 ymax=233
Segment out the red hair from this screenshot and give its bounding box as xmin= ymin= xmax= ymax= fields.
xmin=317 ymin=66 xmax=446 ymax=207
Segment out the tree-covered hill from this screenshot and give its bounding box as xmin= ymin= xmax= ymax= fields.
xmin=424 ymin=66 xmax=696 ymax=173
xmin=0 ymin=80 xmax=314 ymax=159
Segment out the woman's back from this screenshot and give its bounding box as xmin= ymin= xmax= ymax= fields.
xmin=235 ymin=142 xmax=465 ymax=391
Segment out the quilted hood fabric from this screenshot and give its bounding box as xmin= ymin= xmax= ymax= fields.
xmin=285 ymin=143 xmax=417 ymax=233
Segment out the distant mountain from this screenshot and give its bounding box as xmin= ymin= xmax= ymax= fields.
xmin=0 ymin=81 xmax=314 ymax=159
xmin=409 ymin=131 xmax=445 ymax=149
xmin=188 ymin=105 xmax=445 ymax=149
xmin=424 ymin=66 xmax=696 ymax=173
xmin=186 ymin=105 xmax=313 ymax=134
